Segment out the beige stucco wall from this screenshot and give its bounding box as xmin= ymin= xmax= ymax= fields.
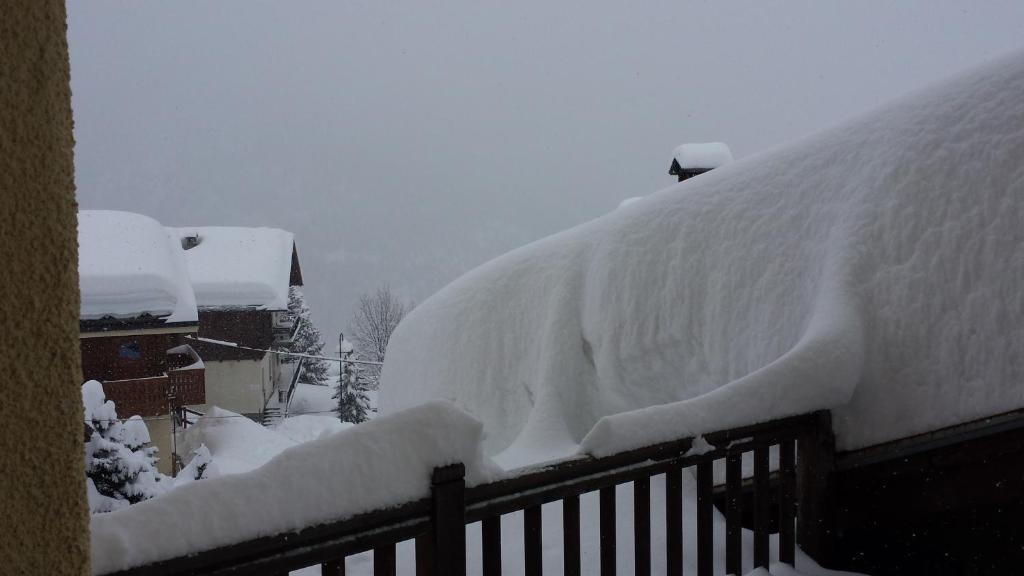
xmin=146 ymin=417 xmax=176 ymax=475
xmin=200 ymin=355 xmax=275 ymax=415
xmin=0 ymin=2 xmax=91 ymax=575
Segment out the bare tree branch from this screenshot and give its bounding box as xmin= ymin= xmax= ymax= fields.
xmin=349 ymin=285 xmax=410 ymax=386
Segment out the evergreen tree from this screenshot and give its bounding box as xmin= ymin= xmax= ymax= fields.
xmin=283 ymin=286 xmax=330 ymax=385
xmin=122 ymin=415 xmax=159 ymax=471
xmin=82 ymin=380 xmax=167 ymax=512
xmin=333 ymin=338 xmax=370 ymax=423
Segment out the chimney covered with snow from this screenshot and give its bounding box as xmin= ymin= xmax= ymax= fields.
xmin=669 ymin=142 xmax=733 ymax=182
xmin=181 ymin=234 xmax=201 ymax=250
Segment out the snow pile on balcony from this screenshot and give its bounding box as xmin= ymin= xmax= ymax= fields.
xmin=672 ymin=141 xmax=734 ymax=169
xmin=381 ymin=50 xmax=1024 ymax=464
xmin=89 ymin=402 xmax=499 ymax=574
xmin=174 ymin=226 xmax=295 ymax=310
xmin=78 ymin=210 xmax=198 ymax=323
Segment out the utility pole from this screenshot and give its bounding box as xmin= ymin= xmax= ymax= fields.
xmin=168 ymin=391 xmax=179 ymax=478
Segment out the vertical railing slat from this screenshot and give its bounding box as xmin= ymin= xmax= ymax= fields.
xmin=524 ymin=505 xmax=543 ymax=576
xmin=779 ymin=439 xmax=797 ymax=565
xmin=753 ymin=446 xmax=771 ymax=568
xmin=322 ymin=558 xmax=345 ymax=576
xmin=666 ymin=468 xmax=683 ymax=576
xmin=696 ymin=462 xmax=713 ymax=576
xmin=483 ymin=516 xmax=502 ymax=576
xmin=432 ymin=464 xmax=467 ymax=576
xmin=373 ymin=545 xmax=396 ymax=576
xmin=797 ymin=411 xmax=836 ymax=565
xmin=600 ymin=486 xmax=617 ymax=576
xmin=415 ymin=533 xmax=432 ymax=576
xmin=563 ymin=495 xmax=581 ymax=576
xmin=634 ymin=476 xmax=651 ymax=576
xmin=726 ymin=453 xmax=743 ymax=575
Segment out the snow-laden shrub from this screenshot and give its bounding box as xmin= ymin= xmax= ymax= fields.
xmin=82 ymin=380 xmax=168 ymax=512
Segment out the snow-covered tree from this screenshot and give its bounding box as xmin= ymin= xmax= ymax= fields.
xmin=82 ymin=380 xmax=167 ymax=512
xmin=122 ymin=415 xmax=159 ymax=471
xmin=349 ymin=285 xmax=411 ymax=388
xmin=334 ymin=338 xmax=370 ymax=423
xmin=283 ymin=286 xmax=330 ymax=386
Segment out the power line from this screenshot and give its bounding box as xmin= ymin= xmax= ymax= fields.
xmin=186 ymin=336 xmax=384 ymax=366
xmin=85 ymin=407 xmax=352 ymax=425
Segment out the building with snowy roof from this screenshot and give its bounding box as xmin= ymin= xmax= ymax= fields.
xmin=668 ymin=142 xmax=734 ymax=182
xmin=174 ymin=226 xmax=305 ymax=423
xmin=77 ymin=210 xmax=206 ymax=474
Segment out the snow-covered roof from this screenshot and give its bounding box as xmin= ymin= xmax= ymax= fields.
xmin=671 ymin=142 xmax=733 ymax=170
xmin=78 ymin=211 xmax=198 ymax=324
xmin=173 ymin=227 xmax=297 ymax=311
xmin=382 ymin=50 xmax=1024 ymax=466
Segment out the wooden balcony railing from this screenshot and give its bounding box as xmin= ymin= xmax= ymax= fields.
xmin=102 ymin=411 xmax=834 ymax=576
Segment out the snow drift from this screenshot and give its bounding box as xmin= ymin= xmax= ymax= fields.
xmin=89 ymin=402 xmax=498 ymax=574
xmin=381 ymin=51 xmax=1024 ymax=464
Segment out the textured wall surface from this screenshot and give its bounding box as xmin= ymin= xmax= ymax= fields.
xmin=0 ymin=2 xmax=90 ymax=574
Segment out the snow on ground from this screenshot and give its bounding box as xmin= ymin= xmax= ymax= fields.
xmin=78 ymin=210 xmax=198 ymax=323
xmin=290 ymin=382 xmax=380 ymax=419
xmin=381 ymin=49 xmax=1024 ymax=463
xmin=176 ymin=407 xmax=297 ymax=475
xmin=173 ymin=226 xmax=295 ymax=310
xmin=174 ymin=404 xmax=352 ymax=475
xmin=275 ymin=414 xmax=352 ymax=444
xmin=90 ymin=402 xmax=498 ymax=574
xmin=289 ymin=382 xmax=336 ymax=415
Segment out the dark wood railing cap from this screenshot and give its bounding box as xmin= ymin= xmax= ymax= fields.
xmin=100 ymin=410 xmax=832 ymax=576
xmin=432 ymin=463 xmax=466 ymax=484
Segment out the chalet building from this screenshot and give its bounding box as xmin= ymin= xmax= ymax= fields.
xmin=669 ymin=142 xmax=733 ymax=181
xmin=77 ymin=211 xmax=206 ymax=474
xmin=175 ymin=227 xmax=304 ymax=423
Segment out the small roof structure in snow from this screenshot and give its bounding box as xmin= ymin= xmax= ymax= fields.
xmin=669 ymin=142 xmax=734 ymax=182
xmin=78 ymin=210 xmax=199 ymax=327
xmin=173 ymin=226 xmax=302 ymax=311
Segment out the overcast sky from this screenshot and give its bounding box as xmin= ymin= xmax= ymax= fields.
xmin=68 ymin=1 xmax=1024 ymax=341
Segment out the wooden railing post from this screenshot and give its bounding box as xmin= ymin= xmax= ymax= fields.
xmin=797 ymin=411 xmax=836 ymax=566
xmin=431 ymin=464 xmax=466 ymax=576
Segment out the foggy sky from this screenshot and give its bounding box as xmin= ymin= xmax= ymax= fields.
xmin=68 ymin=1 xmax=1024 ymax=341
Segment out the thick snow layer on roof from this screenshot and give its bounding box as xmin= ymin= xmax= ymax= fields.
xmin=173 ymin=226 xmax=295 ymax=310
xmin=78 ymin=211 xmax=198 ymax=323
xmin=89 ymin=402 xmax=498 ymax=574
xmin=381 ymin=50 xmax=1024 ymax=461
xmin=672 ymin=142 xmax=734 ymax=169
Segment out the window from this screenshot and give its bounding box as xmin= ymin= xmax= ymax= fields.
xmin=118 ymin=341 xmax=141 ymax=360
